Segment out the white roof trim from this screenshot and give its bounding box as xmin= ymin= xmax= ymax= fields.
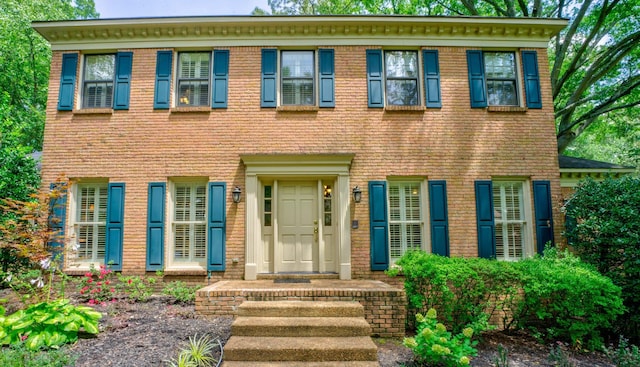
xmin=32 ymin=16 xmax=567 ymax=51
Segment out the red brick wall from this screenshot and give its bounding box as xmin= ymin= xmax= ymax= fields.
xmin=41 ymin=46 xmax=561 ymax=277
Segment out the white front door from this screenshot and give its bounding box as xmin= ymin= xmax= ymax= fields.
xmin=277 ymin=181 xmax=318 ymax=272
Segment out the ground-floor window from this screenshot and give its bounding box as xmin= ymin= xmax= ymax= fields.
xmin=388 ymin=181 xmax=424 ymax=262
xmin=74 ymin=183 xmax=108 ymax=263
xmin=493 ymin=181 xmax=529 ymax=260
xmin=171 ymin=182 xmax=207 ymax=267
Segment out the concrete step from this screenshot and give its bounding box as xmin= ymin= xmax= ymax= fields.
xmin=237 ymin=300 xmax=364 ymax=318
xmin=223 ymin=336 xmax=378 ymax=362
xmin=223 ymin=362 xmax=379 ymax=367
xmin=232 ymin=316 xmax=372 ymax=337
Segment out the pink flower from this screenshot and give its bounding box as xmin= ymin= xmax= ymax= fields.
xmin=110 ymin=288 xmax=115 ymax=293
xmin=105 ymin=280 xmax=110 ymax=285
xmin=97 ymin=281 xmax=102 ymax=286
xmin=85 ymin=272 xmax=92 ymax=277
xmin=87 ymin=279 xmax=93 ymax=284
xmin=88 ymin=299 xmax=96 ymax=305
xmin=20 ymin=334 xmax=28 ymax=341
xmin=128 ymin=279 xmax=132 ymax=284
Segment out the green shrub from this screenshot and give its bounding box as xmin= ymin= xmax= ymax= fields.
xmin=77 ymin=264 xmax=116 ymax=305
xmin=564 ymin=176 xmax=640 ymax=342
xmin=163 ymin=281 xmax=199 ymax=303
xmin=0 ymin=298 xmax=101 ymax=350
xmin=513 ymin=248 xmax=624 ymax=350
xmin=389 ymin=249 xmax=624 ymax=349
xmin=389 ymin=251 xmax=521 ymax=332
xmin=403 ymin=308 xmax=485 ymax=366
xmin=0 ymin=343 xmax=76 ymax=367
xmin=166 ymin=333 xmax=221 ymax=367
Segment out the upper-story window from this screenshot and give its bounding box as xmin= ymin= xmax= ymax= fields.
xmin=467 ymin=50 xmax=542 ymax=109
xmin=281 ymin=51 xmax=314 ymax=105
xmin=484 ymin=52 xmax=518 ymax=106
xmin=366 ymin=49 xmax=441 ymax=108
xmin=385 ymin=51 xmax=419 ymax=106
xmin=177 ymin=52 xmax=210 ymax=107
xmin=83 ymin=54 xmax=115 ymax=108
xmin=260 ymin=48 xmax=335 ymax=108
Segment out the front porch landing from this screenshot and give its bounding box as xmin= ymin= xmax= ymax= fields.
xmin=195 ymin=279 xmax=406 ymax=338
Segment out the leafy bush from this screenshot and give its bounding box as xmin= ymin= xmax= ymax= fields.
xmin=163 ymin=281 xmax=199 ymax=303
xmin=0 ymin=298 xmax=101 ymax=350
xmin=388 ymin=251 xmax=521 ymax=333
xmin=564 ymin=176 xmax=640 ymax=342
xmin=389 ymin=249 xmax=624 ymax=349
xmin=117 ymin=273 xmax=158 ymax=302
xmin=0 ymin=342 xmax=77 ymax=367
xmin=403 ymin=308 xmax=484 ymax=366
xmin=513 ymin=248 xmax=624 ymax=350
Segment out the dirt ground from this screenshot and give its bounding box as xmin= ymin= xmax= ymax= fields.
xmin=52 ymin=295 xmax=615 ymax=367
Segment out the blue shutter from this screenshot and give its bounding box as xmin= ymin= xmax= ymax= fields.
xmin=58 ymin=53 xmax=78 ymax=111
xmin=105 ymin=183 xmax=125 ymax=270
xmin=207 ymin=182 xmax=226 ymax=271
xmin=428 ymin=180 xmax=449 ymax=256
xmin=467 ymin=50 xmax=487 ymax=108
xmin=154 ymin=51 xmax=172 ymax=109
xmin=522 ymin=51 xmax=542 ymax=109
xmin=369 ymin=181 xmax=389 ymax=270
xmin=261 ymin=49 xmax=277 ymax=108
xmin=318 ymin=48 xmax=335 ymax=107
xmin=113 ymin=52 xmax=133 ymax=110
xmin=533 ymin=180 xmax=554 ymax=254
xmin=366 ymin=49 xmax=384 ymax=108
xmin=475 ymin=181 xmax=495 ymax=258
xmin=212 ymin=50 xmax=229 ymax=109
xmin=423 ymin=50 xmax=442 ymax=108
xmin=48 ymin=183 xmax=67 ymax=251
xmin=146 ymin=183 xmax=165 ymax=270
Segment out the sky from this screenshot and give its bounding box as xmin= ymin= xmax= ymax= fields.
xmin=93 ymin=0 xmax=271 ymax=18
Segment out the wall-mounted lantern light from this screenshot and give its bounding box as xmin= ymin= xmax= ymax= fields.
xmin=352 ymin=186 xmax=362 ymax=203
xmin=232 ymin=186 xmax=242 ymax=203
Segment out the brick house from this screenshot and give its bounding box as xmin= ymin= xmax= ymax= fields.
xmin=33 ymin=16 xmax=566 ymax=281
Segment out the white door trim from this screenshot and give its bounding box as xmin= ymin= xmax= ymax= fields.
xmin=242 ymin=154 xmax=354 ymax=280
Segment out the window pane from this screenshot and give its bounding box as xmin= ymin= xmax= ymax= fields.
xmin=178 ymin=81 xmax=209 ymax=106
xmin=487 ymin=80 xmax=517 ymax=106
xmin=84 ymin=55 xmax=115 ymax=81
xmin=485 ymin=52 xmax=516 ymax=79
xmin=282 ymin=79 xmax=314 ymax=105
xmin=385 ymin=51 xmax=418 ymax=78
xmin=75 ymin=184 xmax=107 ymax=262
xmin=388 ymin=182 xmax=423 ymax=261
xmin=281 ymin=51 xmax=313 ymax=78
xmin=179 ymin=53 xmax=210 ymax=79
xmin=386 ymin=80 xmax=418 ymax=106
xmin=83 ymin=83 xmax=113 ymax=108
xmin=493 ymin=181 xmax=526 ymax=260
xmin=173 ymin=183 xmax=207 ymax=263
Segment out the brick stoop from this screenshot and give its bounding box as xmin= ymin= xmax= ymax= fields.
xmin=222 ymin=301 xmax=379 ymax=366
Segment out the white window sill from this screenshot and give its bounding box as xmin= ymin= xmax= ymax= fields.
xmin=73 ymin=108 xmax=113 ymax=115
xmin=276 ymin=105 xmax=320 ymax=112
xmin=487 ymin=106 xmax=528 ymax=113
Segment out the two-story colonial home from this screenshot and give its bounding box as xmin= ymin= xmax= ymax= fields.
xmin=33 ymin=15 xmax=567 ymax=282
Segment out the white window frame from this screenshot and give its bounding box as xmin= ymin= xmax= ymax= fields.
xmin=492 ymin=179 xmax=534 ymax=261
xmin=483 ymin=51 xmax=522 ymax=107
xmin=384 ymin=50 xmax=421 ymax=106
xmin=67 ymin=181 xmax=108 ymax=270
xmin=280 ymin=50 xmax=316 ymax=106
xmin=167 ymin=179 xmax=208 ymax=270
xmin=176 ymin=51 xmax=211 ymax=107
xmin=81 ymin=54 xmax=116 ymax=109
xmin=387 ymin=179 xmax=428 ymax=263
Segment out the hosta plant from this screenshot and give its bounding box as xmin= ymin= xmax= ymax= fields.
xmin=0 ymin=298 xmax=102 ymax=350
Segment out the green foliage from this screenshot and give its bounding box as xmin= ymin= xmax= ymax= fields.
xmin=564 ymin=176 xmax=640 ymax=341
xmin=403 ymin=308 xmax=483 ymax=366
xmin=77 ymin=264 xmax=116 ymax=305
xmin=605 ymin=336 xmax=640 ymax=367
xmin=0 ymin=147 xmax=39 ymax=220
xmin=0 ymin=298 xmax=101 ymax=350
xmin=512 ymin=248 xmax=624 ymax=350
xmin=390 ymin=249 xmax=624 ymax=349
xmin=166 ymin=334 xmax=220 ymax=367
xmin=389 ymin=251 xmax=521 ymax=333
xmin=0 ymin=342 xmax=77 ymax=367
xmin=117 ymin=273 xmax=158 ymax=302
xmin=0 ymin=0 xmax=98 ymax=152
xmin=162 ymin=281 xmax=199 ymax=304
xmin=494 ymin=344 xmax=509 ymax=367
